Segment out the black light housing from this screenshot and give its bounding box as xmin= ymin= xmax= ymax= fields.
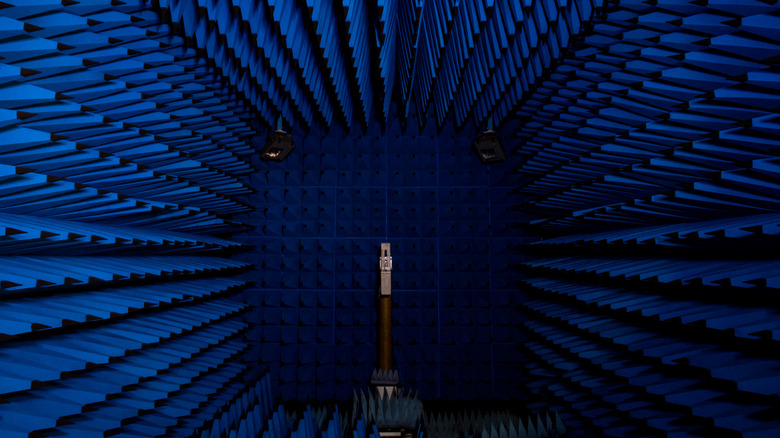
xmin=260 ymin=129 xmax=295 ymax=161
xmin=472 ymin=129 xmax=506 ymax=163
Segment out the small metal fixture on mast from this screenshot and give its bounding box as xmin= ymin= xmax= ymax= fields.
xmin=379 ymin=243 xmax=392 ymax=295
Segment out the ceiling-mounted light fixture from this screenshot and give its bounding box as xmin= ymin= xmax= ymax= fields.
xmin=260 ymin=116 xmax=295 ymax=161
xmin=472 ymin=117 xmax=506 ymax=164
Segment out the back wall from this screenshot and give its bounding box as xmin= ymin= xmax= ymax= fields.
xmin=233 ymin=120 xmax=532 ymax=401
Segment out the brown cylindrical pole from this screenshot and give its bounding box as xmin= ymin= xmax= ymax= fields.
xmin=378 ymin=294 xmax=392 ymax=371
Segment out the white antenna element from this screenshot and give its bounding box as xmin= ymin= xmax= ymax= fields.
xmin=379 ymin=243 xmax=392 ymax=296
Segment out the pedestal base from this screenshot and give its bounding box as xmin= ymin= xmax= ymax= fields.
xmin=370 ymin=368 xmax=400 ymax=398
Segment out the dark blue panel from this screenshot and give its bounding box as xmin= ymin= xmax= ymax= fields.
xmin=237 ymin=129 xmax=523 ymax=401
